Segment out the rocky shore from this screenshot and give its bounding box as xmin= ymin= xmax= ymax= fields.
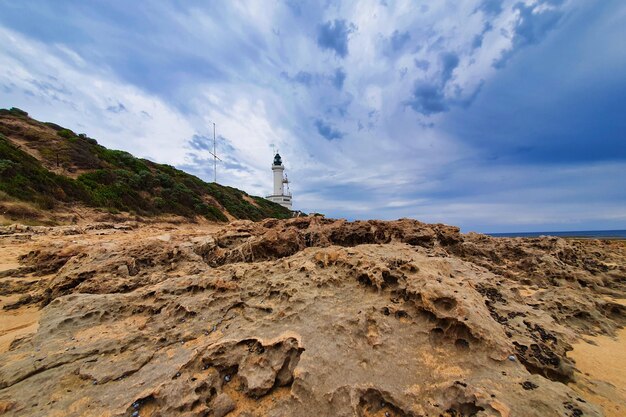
xmin=0 ymin=217 xmax=624 ymax=416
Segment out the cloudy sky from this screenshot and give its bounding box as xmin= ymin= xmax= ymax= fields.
xmin=1 ymin=0 xmax=625 ymax=232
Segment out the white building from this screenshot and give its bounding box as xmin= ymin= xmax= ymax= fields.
xmin=265 ymin=152 xmax=292 ymax=210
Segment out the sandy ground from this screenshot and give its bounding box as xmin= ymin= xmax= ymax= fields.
xmin=0 ymin=238 xmax=23 ymax=273
xmin=569 ymin=298 xmax=626 ymax=417
xmin=0 ymin=307 xmax=40 ymax=354
xmin=0 ymin=238 xmax=39 ymax=354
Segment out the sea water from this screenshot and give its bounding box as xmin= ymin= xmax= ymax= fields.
xmin=486 ymin=230 xmax=626 ymax=239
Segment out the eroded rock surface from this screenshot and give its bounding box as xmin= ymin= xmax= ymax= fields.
xmin=0 ymin=217 xmax=624 ymax=416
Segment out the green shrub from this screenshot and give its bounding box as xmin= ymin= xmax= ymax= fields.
xmin=57 ymin=129 xmax=75 ymax=139
xmin=9 ymin=107 xmax=28 ymax=117
xmin=0 ymin=159 xmax=16 ymax=175
xmin=43 ymin=122 xmax=64 ymax=131
xmin=153 ymin=197 xmax=165 ymax=209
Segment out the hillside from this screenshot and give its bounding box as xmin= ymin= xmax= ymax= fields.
xmin=0 ymin=107 xmax=292 ymax=223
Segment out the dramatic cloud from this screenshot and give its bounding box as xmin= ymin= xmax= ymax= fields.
xmin=477 ymin=0 xmax=504 ymax=15
xmin=188 ymin=134 xmax=213 ymax=152
xmin=406 ymin=52 xmax=460 ymax=115
xmin=316 ymin=19 xmax=353 ymax=58
xmin=332 ymin=68 xmax=346 ymax=90
xmin=106 ymin=103 xmax=127 ymax=114
xmin=494 ymin=1 xmax=565 ymax=67
xmin=0 ymin=0 xmax=624 ymax=232
xmin=440 ymin=52 xmax=460 ymax=84
xmin=407 ymin=83 xmax=449 ymax=115
xmin=390 ymin=30 xmax=411 ymax=51
xmin=314 ymin=119 xmax=344 ymax=140
xmin=512 ymin=2 xmax=564 ymax=47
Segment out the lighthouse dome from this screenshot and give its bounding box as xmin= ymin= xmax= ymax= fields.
xmin=273 ymin=153 xmax=282 ymax=166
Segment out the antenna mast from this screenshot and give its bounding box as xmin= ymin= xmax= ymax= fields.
xmin=208 ymin=122 xmax=221 ymax=183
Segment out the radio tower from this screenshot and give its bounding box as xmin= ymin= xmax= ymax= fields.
xmin=208 ymin=122 xmax=221 ymax=183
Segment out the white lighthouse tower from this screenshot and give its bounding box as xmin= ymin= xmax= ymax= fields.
xmin=265 ymin=152 xmax=292 ymax=210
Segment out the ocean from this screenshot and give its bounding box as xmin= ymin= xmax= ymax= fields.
xmin=486 ymin=230 xmax=626 ymax=239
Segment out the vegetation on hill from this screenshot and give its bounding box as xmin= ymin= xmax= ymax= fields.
xmin=0 ymin=107 xmax=292 ymax=221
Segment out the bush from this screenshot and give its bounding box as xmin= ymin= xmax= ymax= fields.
xmin=153 ymin=197 xmax=165 ymax=209
xmin=97 ymin=148 xmax=148 ymax=173
xmin=44 ymin=122 xmax=64 ymax=131
xmin=9 ymin=107 xmax=28 ymax=117
xmin=57 ymin=129 xmax=75 ymax=139
xmin=77 ymin=133 xmax=98 ymax=145
xmin=0 ymin=159 xmax=16 ymax=175
xmin=36 ymin=195 xmax=56 ymax=210
xmin=204 ymin=205 xmax=229 ymax=222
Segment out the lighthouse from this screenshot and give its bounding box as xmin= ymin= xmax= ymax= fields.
xmin=265 ymin=152 xmax=292 ymax=210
